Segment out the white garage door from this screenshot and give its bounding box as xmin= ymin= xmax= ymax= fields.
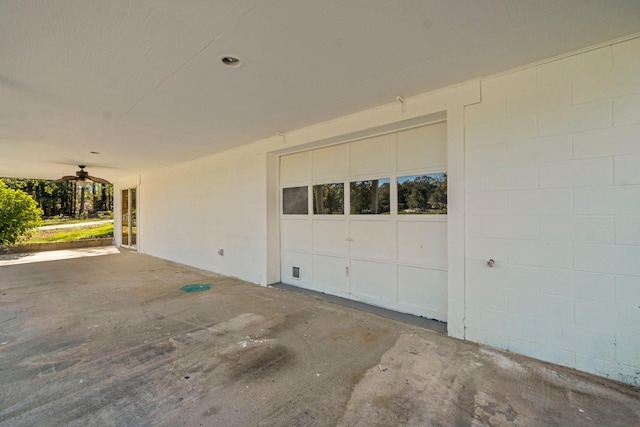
xmin=280 ymin=122 xmax=448 ymax=321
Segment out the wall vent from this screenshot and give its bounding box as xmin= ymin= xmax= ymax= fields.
xmin=292 ymin=266 xmax=300 ymax=279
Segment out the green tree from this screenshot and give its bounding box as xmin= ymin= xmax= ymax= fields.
xmin=0 ymin=180 xmax=43 ymax=245
xmin=350 ymin=181 xmax=372 ymax=214
xmin=428 ymin=173 xmax=447 ymax=211
xmin=377 ymin=182 xmax=390 ymax=213
xmin=313 ymin=183 xmax=344 ymax=214
xmin=2 ymin=177 xmax=113 ymax=217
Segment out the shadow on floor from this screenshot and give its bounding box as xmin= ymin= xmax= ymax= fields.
xmin=270 ymin=282 xmax=447 ymax=334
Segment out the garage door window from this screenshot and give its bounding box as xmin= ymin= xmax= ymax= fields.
xmin=350 ymin=178 xmax=390 ymax=214
xmin=397 ymin=173 xmax=447 ymax=214
xmin=283 ymin=186 xmax=308 ymax=214
xmin=313 ymin=183 xmax=344 ymax=214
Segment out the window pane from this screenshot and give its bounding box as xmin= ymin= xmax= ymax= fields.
xmin=350 ymin=178 xmax=390 ymax=214
xmin=313 ymin=183 xmax=344 ymax=214
xmin=131 ymin=188 xmax=137 ymax=247
xmin=121 ymin=189 xmax=129 ymax=246
xmin=397 ymin=173 xmax=447 ymax=214
xmin=283 ymin=186 xmax=308 ymax=214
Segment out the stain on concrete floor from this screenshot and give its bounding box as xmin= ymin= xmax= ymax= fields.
xmin=1 ymin=249 xmax=639 ymax=426
xmin=339 ymin=334 xmax=640 ymax=426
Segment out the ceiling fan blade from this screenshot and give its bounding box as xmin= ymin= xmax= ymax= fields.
xmin=53 ymin=176 xmax=78 ymax=183
xmin=88 ymin=175 xmax=111 ymax=185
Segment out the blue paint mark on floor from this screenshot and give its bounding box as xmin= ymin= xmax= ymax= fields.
xmin=181 ymin=284 xmax=211 ymax=292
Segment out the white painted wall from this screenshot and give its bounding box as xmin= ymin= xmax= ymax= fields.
xmin=464 ymin=36 xmax=640 ymax=385
xmin=125 ymin=146 xmax=269 ymax=284
xmin=115 ymin=36 xmax=640 ymax=385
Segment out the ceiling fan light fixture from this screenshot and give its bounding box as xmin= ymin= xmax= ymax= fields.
xmin=54 ymin=165 xmax=110 ymax=186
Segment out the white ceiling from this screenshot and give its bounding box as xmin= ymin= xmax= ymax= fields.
xmin=1 ymin=0 xmax=639 ymax=181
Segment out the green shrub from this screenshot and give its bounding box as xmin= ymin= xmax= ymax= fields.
xmin=0 ymin=181 xmax=43 ymax=245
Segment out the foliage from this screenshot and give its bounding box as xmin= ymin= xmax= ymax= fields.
xmin=309 ymin=174 xmax=446 ymax=215
xmin=1 ymin=177 xmax=113 ymax=217
xmin=350 ymin=180 xmax=390 ymax=214
xmin=26 ymin=223 xmax=113 ymax=243
xmin=313 ymin=184 xmax=344 ymax=214
xmin=0 ymin=181 xmax=44 ymax=244
xmin=398 ymin=173 xmax=447 ymax=214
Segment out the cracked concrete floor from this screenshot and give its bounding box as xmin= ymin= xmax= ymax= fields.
xmin=1 ymin=248 xmax=639 ymax=426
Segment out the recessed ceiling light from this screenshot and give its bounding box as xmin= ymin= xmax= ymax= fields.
xmin=221 ymin=56 xmax=243 ymax=68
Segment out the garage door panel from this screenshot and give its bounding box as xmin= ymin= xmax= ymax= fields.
xmin=313 ymin=220 xmax=347 ymax=255
xmin=397 ymin=265 xmax=447 ymax=321
xmin=349 ymin=134 xmax=394 ymax=176
xmin=313 ymin=144 xmax=348 ymax=181
xmin=281 ymin=151 xmax=312 ymax=185
xmin=351 ymin=260 xmax=393 ymax=302
xmin=350 ymin=220 xmax=392 ymax=259
xmin=282 ymin=251 xmax=313 ymax=288
xmin=397 ymin=221 xmax=448 ymax=268
xmin=397 ymin=122 xmax=447 ymax=171
xmin=313 ymin=254 xmax=350 ymax=295
xmin=281 ymin=219 xmax=311 ymax=251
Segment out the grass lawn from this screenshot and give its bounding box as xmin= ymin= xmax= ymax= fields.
xmin=24 ymin=223 xmax=114 ymax=244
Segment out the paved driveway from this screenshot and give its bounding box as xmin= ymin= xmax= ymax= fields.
xmin=37 ymin=220 xmax=113 ymax=231
xmin=1 ymin=248 xmax=639 ymax=426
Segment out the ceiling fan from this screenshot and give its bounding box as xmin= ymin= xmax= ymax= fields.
xmin=53 ymin=165 xmax=111 ymax=187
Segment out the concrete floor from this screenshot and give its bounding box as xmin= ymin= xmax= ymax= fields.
xmin=1 ymin=248 xmax=639 ymax=426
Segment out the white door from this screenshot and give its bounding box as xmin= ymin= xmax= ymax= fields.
xmin=280 ymin=122 xmax=448 ymax=321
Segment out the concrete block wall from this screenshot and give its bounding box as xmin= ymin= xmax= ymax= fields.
xmin=464 ymin=37 xmax=640 ymax=385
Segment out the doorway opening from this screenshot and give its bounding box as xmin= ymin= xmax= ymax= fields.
xmin=121 ymin=187 xmax=137 ymax=250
